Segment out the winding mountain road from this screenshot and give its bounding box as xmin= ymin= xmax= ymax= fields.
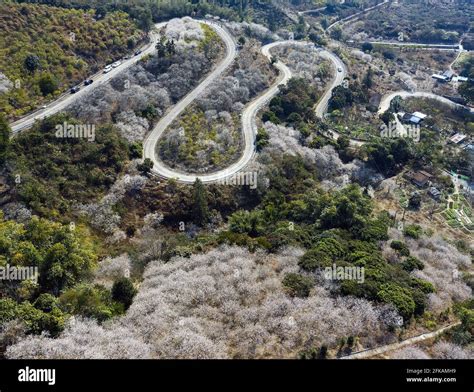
xmin=378 ymin=91 xmax=474 ymax=114
xmin=325 ymin=90 xmax=474 ymax=147
xmin=10 ymin=23 xmax=166 ymax=134
xmin=11 ymin=14 xmax=470 ymax=184
xmin=143 ymin=37 xmax=347 ymax=183
xmin=326 ymin=0 xmax=391 ymax=31
xmin=298 ymin=7 xmax=326 ymax=16
xmin=143 ymin=21 xmax=238 ymax=183
xmin=315 ymin=50 xmax=347 ymax=118
xmin=8 ymin=17 xmax=347 ymax=184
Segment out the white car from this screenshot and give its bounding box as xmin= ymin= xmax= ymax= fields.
xmin=103 ymin=65 xmax=112 ymax=73
xmin=112 ymin=61 xmax=122 ymax=68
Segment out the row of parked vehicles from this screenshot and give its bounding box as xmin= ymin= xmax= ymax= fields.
xmin=70 ymin=49 xmax=144 ymax=93
xmin=104 ymin=50 xmax=142 ymax=74
xmin=70 ymin=79 xmax=93 ymax=94
xmin=103 ymin=60 xmax=121 ymax=74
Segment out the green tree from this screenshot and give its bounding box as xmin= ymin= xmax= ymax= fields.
xmin=256 ymin=127 xmax=270 ymax=152
xmin=377 ymin=283 xmax=415 ymax=321
xmin=137 ymin=8 xmax=153 ymax=32
xmin=403 ymin=224 xmax=422 ymax=239
xmin=192 ymin=178 xmax=209 ymax=226
xmin=299 ymin=237 xmax=346 ymax=271
xmin=0 ymin=298 xmax=18 ymax=324
xmin=137 ymin=158 xmax=153 ymax=175
xmin=0 ymin=113 xmax=11 ymax=162
xmin=33 ymin=293 xmax=59 ymax=313
xmin=362 ymin=42 xmax=373 ymax=52
xmin=401 ymin=256 xmax=424 ymax=272
xmin=166 ymin=39 xmax=176 ymax=55
xmin=38 ymin=73 xmax=59 ymax=96
xmin=458 ymin=80 xmax=474 ymax=104
xmin=390 ymin=240 xmax=410 ymax=257
xmin=60 ymin=284 xmax=120 ymax=321
xmin=129 ymin=142 xmax=142 ymax=159
xmin=409 ymin=192 xmax=422 ymax=210
xmin=112 ymin=278 xmax=137 ymax=310
xmin=24 ymin=54 xmax=40 ymax=73
xmin=363 ymin=67 xmax=373 ymax=90
xmin=228 ymin=210 xmax=265 ymax=237
xmin=390 ymin=95 xmax=403 ymax=112
xmin=156 ymin=38 xmax=167 ymax=58
xmin=336 ymin=135 xmax=350 ymax=151
xmin=0 ymin=298 xmax=65 ymax=337
xmin=282 ymin=273 xmax=314 ymax=298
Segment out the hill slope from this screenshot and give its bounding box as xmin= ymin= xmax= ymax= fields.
xmin=0 ymin=3 xmax=145 ymax=118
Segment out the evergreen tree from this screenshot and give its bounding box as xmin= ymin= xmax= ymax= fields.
xmin=0 ymin=114 xmax=11 ymax=163
xmin=24 ymin=54 xmax=40 ymax=73
xmin=137 ymin=158 xmax=153 ymax=175
xmin=192 ymin=178 xmax=209 ymax=226
xmin=156 ymin=38 xmax=167 ymax=58
xmin=112 ymin=278 xmax=137 ymax=310
xmin=363 ymin=67 xmax=373 ymax=90
xmin=38 ymin=73 xmax=59 ymax=96
xmin=166 ymin=39 xmax=176 ymax=55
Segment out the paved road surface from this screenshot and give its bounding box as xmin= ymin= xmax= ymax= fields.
xmin=144 ymin=38 xmax=347 ymax=183
xmin=378 ymin=90 xmax=474 ymax=114
xmin=327 ymin=0 xmax=391 ymax=31
xmin=315 ymin=49 xmax=347 ymax=118
xmin=10 ymin=23 xmax=166 ymax=134
xmin=8 ymin=17 xmax=347 ymax=184
xmin=10 ymin=14 xmax=471 ymax=184
xmin=142 ymin=21 xmax=238 ymax=183
xmin=342 ymin=322 xmax=460 ymax=359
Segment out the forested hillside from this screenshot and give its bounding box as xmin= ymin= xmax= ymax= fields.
xmin=0 ymin=0 xmax=472 ymax=364
xmin=0 ymin=2 xmax=144 ymax=118
xmin=15 ymin=0 xmax=289 ymax=32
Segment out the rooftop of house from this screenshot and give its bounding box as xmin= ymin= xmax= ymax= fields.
xmin=418 ymin=170 xmax=433 ymax=178
xmin=405 ymin=170 xmax=432 ymax=186
xmin=432 ymin=74 xmax=449 ymax=80
xmin=412 ymin=111 xmax=427 ymax=119
xmin=409 ymin=116 xmax=422 ymax=124
xmin=449 ymin=133 xmax=467 ymax=144
xmin=401 ymin=112 xmax=427 ymax=124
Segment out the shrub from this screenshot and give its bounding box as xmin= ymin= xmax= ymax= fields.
xmin=401 ymin=256 xmax=424 ymax=272
xmin=38 ymin=73 xmax=58 ymax=96
xmin=403 ymin=224 xmax=423 ymax=239
xmin=228 ymin=210 xmax=265 ymax=237
xmin=390 ymin=240 xmax=410 ymax=257
xmin=377 ymin=283 xmax=415 ymax=321
xmin=60 ymin=284 xmax=120 ymax=322
xmin=282 ymin=273 xmax=314 ymax=298
xmin=137 ymin=158 xmax=154 ymax=175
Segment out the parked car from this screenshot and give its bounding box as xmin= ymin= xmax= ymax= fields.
xmin=84 ymin=79 xmax=93 ymax=86
xmin=134 ymin=50 xmax=142 ymax=56
xmin=103 ymin=65 xmax=112 ymax=73
xmin=70 ymin=86 xmax=80 ymax=94
xmin=112 ymin=61 xmax=121 ymax=68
